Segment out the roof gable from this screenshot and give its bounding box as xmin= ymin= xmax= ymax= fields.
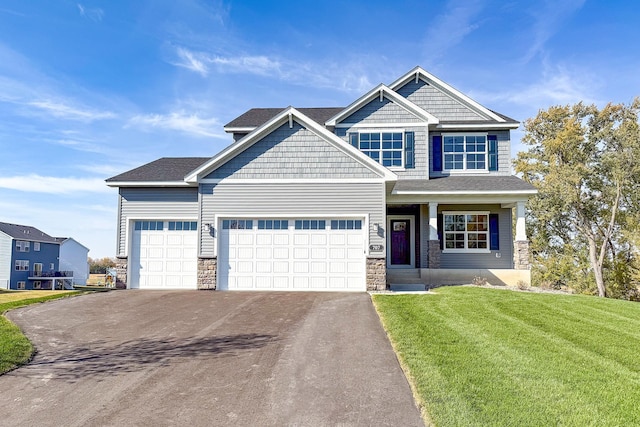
xmin=325 ymin=84 xmax=438 ymax=127
xmin=187 ymin=107 xmax=397 ymax=183
xmin=389 ymin=67 xmax=518 ymax=127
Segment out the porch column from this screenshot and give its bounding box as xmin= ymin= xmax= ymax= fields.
xmin=514 ymin=201 xmax=530 ymax=270
xmin=428 ymin=202 xmax=441 ymax=268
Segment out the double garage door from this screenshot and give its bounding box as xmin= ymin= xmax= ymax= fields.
xmin=218 ymin=218 xmax=366 ymax=291
xmin=129 ymin=217 xmax=366 ymax=291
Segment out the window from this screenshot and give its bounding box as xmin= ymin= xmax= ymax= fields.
xmin=34 ymin=242 xmax=40 ymax=251
xmin=351 ymin=131 xmax=415 ymax=168
xmin=134 ymin=221 xmax=164 ymax=231
xmin=258 ymin=220 xmax=289 ymax=230
xmin=294 ymin=220 xmax=325 ymax=230
xmin=15 ymin=260 xmax=29 ymax=271
xmin=330 ymin=220 xmax=362 ymax=230
xmin=50 ymin=263 xmax=55 ymax=270
xmin=443 ymin=212 xmax=489 ymax=252
xmin=33 ymin=281 xmax=42 ymax=290
xmin=17 ymin=281 xmax=26 ymax=290
xmin=222 ymin=220 xmax=253 ymax=230
xmin=442 ymin=134 xmax=487 ymax=171
xmin=16 ymin=240 xmax=30 ymax=252
xmin=33 ymin=263 xmax=43 ymax=276
xmin=168 ymin=221 xmax=197 ymax=231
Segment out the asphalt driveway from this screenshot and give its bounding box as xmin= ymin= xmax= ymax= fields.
xmin=0 ymin=291 xmax=423 ymax=426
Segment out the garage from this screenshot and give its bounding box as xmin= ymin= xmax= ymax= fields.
xmin=129 ymin=220 xmax=198 ymax=289
xmin=218 ymin=218 xmax=366 ymax=291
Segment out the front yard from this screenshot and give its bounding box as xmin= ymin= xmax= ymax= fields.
xmin=0 ymin=290 xmax=79 ymax=374
xmin=373 ymin=286 xmax=640 ymax=427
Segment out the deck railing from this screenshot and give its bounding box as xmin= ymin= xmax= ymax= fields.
xmin=28 ymin=271 xmax=74 ymax=278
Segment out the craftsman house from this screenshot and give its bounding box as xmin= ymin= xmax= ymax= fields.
xmin=106 ymin=67 xmax=536 ymax=291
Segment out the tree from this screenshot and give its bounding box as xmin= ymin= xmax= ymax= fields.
xmin=515 ymin=100 xmax=640 ymax=298
xmin=88 ymin=257 xmax=116 ymax=274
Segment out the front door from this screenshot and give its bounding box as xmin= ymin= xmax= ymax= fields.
xmin=390 ymin=219 xmax=411 ymax=266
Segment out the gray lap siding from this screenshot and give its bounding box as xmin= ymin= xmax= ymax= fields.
xmin=434 ymin=204 xmax=513 ymax=269
xmin=199 ymin=182 xmax=386 ymax=258
xmin=117 ymin=187 xmax=199 ymax=256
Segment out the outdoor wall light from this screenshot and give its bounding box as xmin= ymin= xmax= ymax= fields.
xmin=203 ymin=223 xmax=211 ymax=232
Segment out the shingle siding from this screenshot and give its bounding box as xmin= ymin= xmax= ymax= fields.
xmin=199 ymin=182 xmax=385 ymax=257
xmin=117 ymin=187 xmax=199 ymax=256
xmin=395 ymin=80 xmax=487 ymax=121
xmin=429 ymin=130 xmax=511 ymax=177
xmin=205 ymin=123 xmax=380 ymax=180
xmin=341 ymin=98 xmax=423 ymax=124
xmin=436 ymin=204 xmax=513 ymax=269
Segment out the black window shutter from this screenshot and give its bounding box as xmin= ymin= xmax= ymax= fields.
xmin=404 ymin=131 xmax=415 ymax=169
xmin=432 ymin=135 xmax=442 ymax=171
xmin=349 ymin=132 xmax=358 ymax=148
xmin=489 ymin=213 xmax=499 ymax=250
xmin=437 ymin=214 xmax=443 ymax=250
xmin=488 ymin=135 xmax=498 ymax=171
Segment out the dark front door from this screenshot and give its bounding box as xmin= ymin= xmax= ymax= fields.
xmin=390 ymin=220 xmax=411 ymax=265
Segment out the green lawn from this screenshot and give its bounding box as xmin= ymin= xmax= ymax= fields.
xmin=0 ymin=290 xmax=79 ymax=374
xmin=373 ymin=287 xmax=640 ymax=427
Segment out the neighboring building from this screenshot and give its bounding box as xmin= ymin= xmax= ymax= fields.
xmin=0 ymin=222 xmax=63 ymax=290
xmin=107 ymin=67 xmax=536 ymax=291
xmin=55 ymin=237 xmax=90 ymax=285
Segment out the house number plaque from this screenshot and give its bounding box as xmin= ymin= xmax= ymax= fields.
xmin=369 ymin=244 xmax=384 ymax=252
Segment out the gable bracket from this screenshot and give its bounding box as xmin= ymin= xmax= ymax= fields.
xmin=288 ymin=112 xmax=293 ymax=129
xmin=379 ymin=88 xmax=383 ymax=102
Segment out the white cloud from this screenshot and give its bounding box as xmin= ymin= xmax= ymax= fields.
xmin=126 ymin=110 xmax=225 ymax=138
xmin=77 ymin=4 xmax=104 ymax=22
xmin=208 ymin=55 xmax=282 ymax=75
xmin=173 ymin=47 xmax=208 ymax=76
xmin=522 ymin=0 xmax=586 ymax=63
xmin=423 ymin=0 xmax=485 ymax=59
xmin=0 ymin=175 xmax=111 ymax=194
xmin=28 ymin=99 xmax=116 ymax=122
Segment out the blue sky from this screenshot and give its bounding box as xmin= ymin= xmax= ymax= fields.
xmin=0 ymin=0 xmax=638 ymax=258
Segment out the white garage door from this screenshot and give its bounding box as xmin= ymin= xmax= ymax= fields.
xmin=130 ymin=220 xmax=198 ymax=289
xmin=218 ymin=218 xmax=366 ymax=291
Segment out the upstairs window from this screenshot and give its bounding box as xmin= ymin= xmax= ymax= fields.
xmin=34 ymin=242 xmax=41 ymax=251
xmin=15 ymin=260 xmax=29 ymax=271
xmin=16 ymin=240 xmax=30 ymax=252
xmin=443 ymin=134 xmax=486 ymax=171
xmin=349 ymin=131 xmax=415 ymax=169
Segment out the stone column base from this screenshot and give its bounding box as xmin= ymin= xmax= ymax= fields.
xmin=514 ymin=240 xmax=530 ymax=270
xmin=428 ymin=240 xmax=441 ymax=268
xmin=366 ymin=257 xmax=386 ymax=291
xmin=198 ymin=258 xmax=217 ymax=290
xmin=115 ymin=257 xmax=127 ymax=289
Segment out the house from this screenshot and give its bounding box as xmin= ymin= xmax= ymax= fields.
xmin=106 ymin=67 xmax=536 ymax=291
xmin=55 ymin=237 xmax=90 ymax=285
xmin=0 ymin=222 xmax=64 ymax=290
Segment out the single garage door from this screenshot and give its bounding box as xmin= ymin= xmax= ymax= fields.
xmin=129 ymin=220 xmax=198 ymax=289
xmin=218 ymin=218 xmax=366 ymax=291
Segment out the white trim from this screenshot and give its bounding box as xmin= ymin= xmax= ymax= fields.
xmin=106 ymin=181 xmax=195 ymax=188
xmin=388 ymin=66 xmax=508 ymax=123
xmin=325 ymin=84 xmax=439 ymax=126
xmin=392 ymin=189 xmax=538 ymax=195
xmin=387 ymin=215 xmax=415 ymax=269
xmin=186 ymin=107 xmax=397 ymax=183
xmin=335 ymin=122 xmax=429 ymax=128
xmin=223 ymin=126 xmax=255 ymax=133
xmin=436 ymin=123 xmax=519 ymax=130
xmin=199 ymin=178 xmax=387 ymax=184
xmin=441 ymin=211 xmax=491 ymax=253
xmin=515 ymin=201 xmax=527 ymax=241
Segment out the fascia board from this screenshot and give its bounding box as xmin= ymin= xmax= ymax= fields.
xmin=389 ymin=66 xmax=507 ymax=123
xmin=392 ymin=189 xmax=538 ymax=195
xmin=106 ymin=181 xmax=195 ymax=188
xmin=325 ymin=84 xmax=438 ymax=126
xmin=223 ymin=126 xmax=255 ymax=133
xmin=435 ymin=123 xmax=520 ymax=130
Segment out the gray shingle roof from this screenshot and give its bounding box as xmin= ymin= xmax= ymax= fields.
xmin=106 ymin=157 xmax=210 ymax=182
xmin=393 ymin=176 xmax=536 ymax=193
xmin=224 ymin=107 xmax=345 ymax=129
xmin=0 ymin=222 xmax=59 ymax=243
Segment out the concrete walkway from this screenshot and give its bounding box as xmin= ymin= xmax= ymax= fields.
xmin=0 ymin=291 xmax=423 ymax=426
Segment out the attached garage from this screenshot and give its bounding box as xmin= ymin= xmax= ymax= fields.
xmin=129 ymin=220 xmax=198 ymax=289
xmin=218 ymin=218 xmax=366 ymax=291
